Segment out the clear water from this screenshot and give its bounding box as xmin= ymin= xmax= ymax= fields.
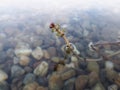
xmin=0 ymin=1 xmax=120 ymax=90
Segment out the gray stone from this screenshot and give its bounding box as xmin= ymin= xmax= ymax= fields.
xmin=23 ymin=73 xmax=36 ymax=85
xmin=0 ymin=52 xmax=6 ymax=63
xmin=14 ymin=42 xmax=32 ymax=57
xmin=0 ymin=81 xmax=9 ymax=90
xmin=0 ymin=70 xmax=8 ymax=82
xmin=0 ymin=44 xmax=3 ymax=52
xmin=24 ymin=66 xmax=33 ymax=73
xmin=34 ymin=61 xmax=48 ymax=76
xmin=47 ymin=47 xmax=56 ymax=57
xmin=11 ymin=65 xmax=25 ymax=78
xmin=32 ymin=47 xmax=43 ymax=60
xmin=63 ymin=78 xmax=75 ymax=90
xmin=13 ymin=57 xmax=19 ymax=64
xmin=6 ymin=49 xmax=14 ymax=58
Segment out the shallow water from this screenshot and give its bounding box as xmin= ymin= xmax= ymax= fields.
xmin=0 ymin=7 xmax=120 ymax=90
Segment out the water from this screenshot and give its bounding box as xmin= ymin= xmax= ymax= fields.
xmin=0 ymin=4 xmax=120 ymax=90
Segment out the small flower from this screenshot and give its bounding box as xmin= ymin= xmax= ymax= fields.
xmin=49 ymin=23 xmax=55 ymax=28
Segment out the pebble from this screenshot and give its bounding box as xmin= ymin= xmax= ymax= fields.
xmin=43 ymin=50 xmax=50 ymax=59
xmin=34 ymin=61 xmax=48 ymax=76
xmin=32 ymin=39 xmax=43 ymax=48
xmin=0 ymin=70 xmax=8 ymax=82
xmin=92 ymin=82 xmax=105 ymax=90
xmin=55 ymin=64 xmax=65 ymax=72
xmin=71 ymin=56 xmax=78 ymax=62
xmin=51 ymin=57 xmax=60 ymax=63
xmin=65 ymin=63 xmax=75 ymax=68
xmin=71 ymin=56 xmax=79 ymax=68
xmin=24 ymin=66 xmax=33 ymax=73
xmin=15 ymin=49 xmax=32 ymax=56
xmin=14 ymin=43 xmax=32 ymax=57
xmin=106 ymin=69 xmax=118 ymax=82
xmin=11 ymin=65 xmax=25 ymax=78
xmin=6 ymin=49 xmax=14 ymax=58
xmin=88 ymin=71 xmax=99 ymax=87
xmin=61 ymin=69 xmax=76 ymax=81
xmin=37 ymin=86 xmax=48 ymax=90
xmin=47 ymin=47 xmax=56 ymax=57
xmin=108 ymin=84 xmax=118 ymax=90
xmin=37 ymin=76 xmax=48 ymax=86
xmin=105 ymin=61 xmax=114 ymax=70
xmin=23 ymin=73 xmax=36 ymax=85
xmin=75 ymin=75 xmax=89 ymax=90
xmin=32 ymin=47 xmax=43 ymax=60
xmin=63 ymin=78 xmax=75 ymax=90
xmin=87 ymin=61 xmax=100 ymax=74
xmin=13 ymin=57 xmax=19 ymax=64
xmin=23 ymin=82 xmax=39 ymax=90
xmin=0 ymin=81 xmax=9 ymax=90
xmin=48 ymin=73 xmax=63 ymax=90
xmin=19 ymin=55 xmax=30 ymax=66
xmin=11 ymin=84 xmax=17 ymax=90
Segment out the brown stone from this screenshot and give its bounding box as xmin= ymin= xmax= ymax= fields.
xmin=56 ymin=64 xmax=65 ymax=72
xmin=48 ymin=73 xmax=63 ymax=90
xmin=75 ymin=75 xmax=88 ymax=90
xmin=19 ymin=55 xmax=30 ymax=66
xmin=88 ymin=71 xmax=99 ymax=87
xmin=23 ymin=82 xmax=39 ymax=90
xmin=61 ymin=69 xmax=76 ymax=81
xmin=106 ymin=69 xmax=118 ymax=82
xmin=87 ymin=62 xmax=99 ymax=74
xmin=47 ymin=47 xmax=56 ymax=57
xmin=43 ymin=50 xmax=50 ymax=59
xmin=37 ymin=86 xmax=48 ymax=90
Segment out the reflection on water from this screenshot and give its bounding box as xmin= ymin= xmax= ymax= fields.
xmin=0 ymin=8 xmax=120 ymax=90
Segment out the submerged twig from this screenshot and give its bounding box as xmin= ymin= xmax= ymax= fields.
xmin=49 ymin=23 xmax=120 ymax=62
xmin=107 ymin=50 xmax=120 ymax=58
xmin=94 ymin=41 xmax=120 ymax=46
xmin=50 ymin=23 xmax=84 ymax=62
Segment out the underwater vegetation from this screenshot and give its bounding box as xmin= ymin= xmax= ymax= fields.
xmin=0 ymin=8 xmax=120 ymax=90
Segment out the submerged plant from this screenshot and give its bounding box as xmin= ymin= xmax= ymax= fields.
xmin=49 ymin=23 xmax=120 ymax=62
xmin=49 ymin=23 xmax=82 ymax=60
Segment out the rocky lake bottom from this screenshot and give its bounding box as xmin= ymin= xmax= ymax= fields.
xmin=0 ymin=8 xmax=120 ymax=90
